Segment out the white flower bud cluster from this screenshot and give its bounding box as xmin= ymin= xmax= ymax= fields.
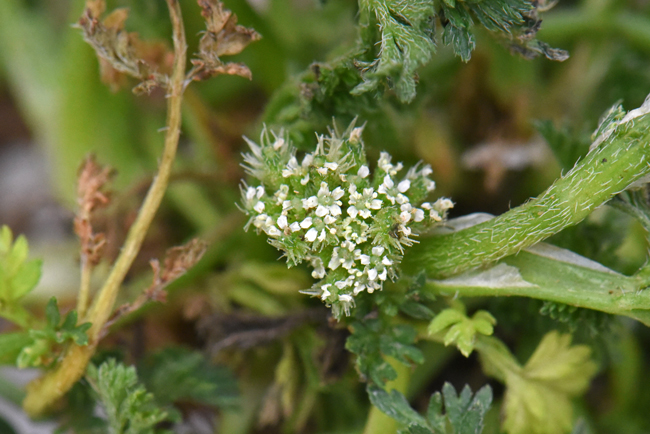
xmin=240 ymin=123 xmax=453 ymax=318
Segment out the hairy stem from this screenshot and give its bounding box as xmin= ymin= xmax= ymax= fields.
xmin=22 ymin=0 xmax=187 ymax=417
xmin=404 ymin=115 xmax=650 ymax=279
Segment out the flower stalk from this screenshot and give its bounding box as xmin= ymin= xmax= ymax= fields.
xmin=22 ymin=0 xmax=187 ymax=417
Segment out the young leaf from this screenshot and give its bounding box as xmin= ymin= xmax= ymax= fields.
xmin=16 ymin=298 xmax=91 ymax=368
xmin=479 ymin=331 xmax=598 ymax=434
xmin=86 ymin=359 xmax=175 ymax=434
xmin=428 ymin=307 xmax=496 ymax=357
xmin=0 ymin=225 xmax=42 ymax=327
xmin=0 ymin=226 xmax=41 ymax=303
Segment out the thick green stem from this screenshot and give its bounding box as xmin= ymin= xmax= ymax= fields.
xmin=404 ymin=115 xmax=650 ymax=279
xmin=22 ymin=0 xmax=187 ymax=417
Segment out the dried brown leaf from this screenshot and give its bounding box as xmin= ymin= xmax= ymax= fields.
xmin=102 ymin=239 xmax=208 ymax=334
xmin=188 ymin=0 xmax=261 ymax=82
xmin=74 ymin=156 xmax=114 ymax=265
xmin=77 ymin=1 xmax=171 ymax=94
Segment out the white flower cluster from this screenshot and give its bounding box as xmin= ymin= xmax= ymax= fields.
xmin=240 ymin=123 xmax=453 ymax=318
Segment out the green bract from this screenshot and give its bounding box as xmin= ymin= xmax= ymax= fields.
xmin=240 ymin=123 xmax=452 ymax=317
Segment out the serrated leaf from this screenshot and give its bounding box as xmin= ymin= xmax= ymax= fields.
xmin=428 ymin=308 xmax=496 ymax=357
xmin=367 ymin=385 xmax=428 ymax=427
xmin=353 ymin=0 xmax=436 ymax=102
xmin=496 ymin=332 xmax=597 ymax=434
xmin=87 ymin=359 xmax=174 ymax=434
xmin=347 ymin=318 xmax=423 ymax=387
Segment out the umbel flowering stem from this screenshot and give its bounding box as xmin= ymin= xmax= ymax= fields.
xmin=404 ymin=100 xmax=650 ymax=279
xmin=22 ymin=0 xmax=187 ymax=417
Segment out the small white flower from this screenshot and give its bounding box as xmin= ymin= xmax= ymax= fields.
xmin=320 ymin=284 xmax=331 ymax=301
xmin=347 ymin=206 xmax=359 ymax=219
xmin=397 ymin=179 xmax=411 ymax=193
xmin=277 ymin=215 xmax=288 ymax=229
xmin=349 ymin=127 xmax=364 ymax=144
xmin=253 ymin=201 xmax=265 ymax=213
xmin=400 ymin=211 xmax=411 ymax=223
xmin=245 ymin=186 xmax=256 ymax=201
xmin=413 ymin=208 xmax=425 ymax=222
xmin=256 ymin=186 xmax=265 ymax=198
xmin=316 ymin=167 xmax=328 ymax=175
xmin=301 ymin=174 xmax=310 ymax=185
xmin=324 ymin=162 xmax=338 ymax=171
xmin=305 ymin=228 xmax=318 ymax=242
xmin=289 ymin=222 xmax=301 ymax=232
xmin=339 ymin=294 xmax=353 ymax=303
xmin=302 ymin=153 xmax=314 ymax=167
xmin=372 ymin=246 xmax=385 ymax=256
xmin=357 ymin=165 xmax=369 ymax=178
xmin=367 ymin=268 xmax=378 ymax=281
xmin=302 ymin=196 xmax=318 ymax=210
xmin=300 ymin=217 xmax=313 ymax=229
xmin=382 ymin=256 xmax=393 ymax=266
xmin=421 ymin=165 xmax=433 ymax=177
xmin=266 ymin=226 xmax=281 ymax=237
xmin=324 ymin=215 xmax=337 ymax=225
xmin=318 ymin=229 xmax=327 ymax=242
xmin=282 ymin=156 xmax=300 ymax=178
xmin=359 ymin=254 xmax=370 ymax=265
xmin=311 ymin=257 xmax=325 ymax=279
xmin=378 ymin=268 xmax=388 ymax=281
xmin=273 ymin=138 xmax=285 ymax=150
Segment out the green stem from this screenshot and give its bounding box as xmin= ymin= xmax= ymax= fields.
xmin=22 ymin=0 xmax=187 ymax=417
xmin=363 ymin=356 xmax=411 ymax=434
xmin=404 ymin=114 xmax=650 ymax=279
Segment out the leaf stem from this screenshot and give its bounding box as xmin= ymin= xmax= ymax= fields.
xmin=76 ymin=260 xmax=92 ymax=319
xmin=22 ymin=0 xmax=187 ymax=417
xmin=404 ymin=115 xmax=650 ymax=279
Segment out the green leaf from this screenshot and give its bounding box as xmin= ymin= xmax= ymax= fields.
xmin=490 ymin=331 xmax=598 ymax=434
xmin=442 ymin=383 xmax=492 ymax=434
xmin=138 ymin=347 xmax=238 ymax=407
xmin=371 ymin=382 xmax=492 ymax=434
xmin=347 ymin=318 xmax=424 ymax=387
xmin=87 ymin=359 xmax=175 ymax=434
xmin=352 ymin=0 xmax=436 ymax=102
xmin=0 ymin=331 xmax=32 ymax=365
xmin=367 ymin=384 xmax=428 ymax=427
xmin=428 ymin=308 xmax=496 ymax=357
xmin=0 ymin=226 xmax=42 ymax=324
xmin=16 ymin=297 xmax=91 ymax=368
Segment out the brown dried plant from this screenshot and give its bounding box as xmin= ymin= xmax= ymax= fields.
xmin=187 ymin=0 xmax=262 ymax=82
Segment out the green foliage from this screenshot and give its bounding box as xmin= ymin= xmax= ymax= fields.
xmin=138 ymin=347 xmax=238 ymax=407
xmin=346 ymin=317 xmax=424 ymax=386
xmin=353 ymin=0 xmax=436 ymax=102
xmin=368 ymin=382 xmax=492 ymax=433
xmin=15 ymin=297 xmax=91 ymax=369
xmin=480 ymin=332 xmax=598 ymax=434
xmin=353 ymin=0 xmax=567 ymax=102
xmin=0 ymin=225 xmax=42 ymax=327
xmin=428 ymin=306 xmax=496 ymax=357
xmin=86 ymin=359 xmax=176 ymax=434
